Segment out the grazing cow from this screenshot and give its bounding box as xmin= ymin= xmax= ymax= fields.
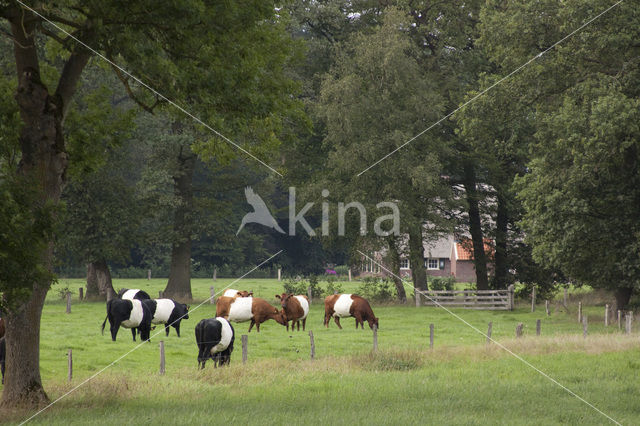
xmin=195 ymin=317 xmax=235 ymax=368
xmin=101 ymin=298 xmax=152 ymax=341
xmin=324 ymin=294 xmax=379 ymax=330
xmin=222 ymin=289 xmax=253 ymax=298
xmin=118 ymin=288 xmax=151 ymax=300
xmin=143 ymin=299 xmax=190 ymax=337
xmin=275 ymin=293 xmax=309 ymax=331
xmin=216 ymin=296 xmax=286 ymax=332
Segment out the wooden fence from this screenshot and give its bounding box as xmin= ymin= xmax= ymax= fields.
xmin=416 ymin=285 xmax=514 ymax=310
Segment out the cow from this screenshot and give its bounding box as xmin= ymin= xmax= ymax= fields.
xmin=0 ymin=336 xmax=5 ymax=385
xmin=324 ymin=294 xmax=379 ymax=330
xmin=195 ymin=317 xmax=235 ymax=368
xmin=118 ymin=288 xmax=151 ymax=300
xmin=143 ymin=299 xmax=190 ymax=337
xmin=222 ymin=289 xmax=253 ymax=298
xmin=101 ymin=298 xmax=152 ymax=341
xmin=275 ymin=293 xmax=309 ymax=331
xmin=216 ymin=296 xmax=286 ymax=332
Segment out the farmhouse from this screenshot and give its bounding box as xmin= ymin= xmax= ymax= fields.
xmin=361 ymin=235 xmax=493 ymax=283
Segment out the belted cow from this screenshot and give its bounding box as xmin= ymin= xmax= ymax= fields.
xmin=195 ymin=317 xmax=235 ymax=368
xmin=101 ymin=298 xmax=152 ymax=341
xmin=324 ymin=294 xmax=379 ymax=330
xmin=275 ymin=293 xmax=309 ymax=331
xmin=144 ymin=299 xmax=190 ymax=337
xmin=216 ymin=296 xmax=286 ymax=332
xmin=118 ymin=288 xmax=151 ymax=300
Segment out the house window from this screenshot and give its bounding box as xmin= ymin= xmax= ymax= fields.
xmin=400 ymin=258 xmax=410 ymax=269
xmin=439 ymin=259 xmax=445 ymax=270
xmin=427 ymin=258 xmax=439 ymax=270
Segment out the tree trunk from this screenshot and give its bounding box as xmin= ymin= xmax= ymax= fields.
xmin=492 ymin=191 xmax=509 ymax=289
xmin=86 ymin=260 xmax=116 ymax=301
xmin=163 ymin=148 xmax=196 ymax=301
xmin=614 ymin=287 xmax=633 ymax=312
xmin=1 ymin=7 xmax=88 ymax=407
xmin=463 ymin=163 xmax=489 ymax=290
xmin=386 ymin=236 xmax=407 ymax=303
xmin=408 ymin=222 xmax=427 ymax=291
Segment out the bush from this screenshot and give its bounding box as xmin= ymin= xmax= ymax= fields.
xmin=430 ymin=276 xmax=456 ymax=291
xmin=356 ymin=277 xmax=396 ymax=303
xmin=333 ymin=265 xmax=350 ymax=276
xmin=282 ymin=276 xmax=323 ymax=298
xmin=324 ymin=278 xmax=344 ymax=296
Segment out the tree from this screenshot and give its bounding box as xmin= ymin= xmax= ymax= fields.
xmin=318 ymin=7 xmax=452 ymax=296
xmin=479 ymin=0 xmax=640 ymax=307
xmin=0 ymin=0 xmax=301 ymax=407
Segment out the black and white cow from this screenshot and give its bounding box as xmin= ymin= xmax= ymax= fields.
xmin=101 ymin=298 xmax=152 ymax=341
xmin=118 ymin=288 xmax=151 ymax=300
xmin=143 ymin=299 xmax=190 ymax=337
xmin=0 ymin=336 xmax=5 ymax=385
xmin=195 ymin=317 xmax=235 ymax=369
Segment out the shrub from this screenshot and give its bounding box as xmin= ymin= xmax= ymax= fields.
xmin=430 ymin=276 xmax=456 ymax=291
xmin=333 ymin=265 xmax=350 ymax=276
xmin=356 ymin=277 xmax=396 ymax=302
xmin=324 ymin=279 xmax=344 ymax=296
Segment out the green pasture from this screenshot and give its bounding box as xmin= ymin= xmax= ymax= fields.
xmin=2 ymin=278 xmax=639 ymax=425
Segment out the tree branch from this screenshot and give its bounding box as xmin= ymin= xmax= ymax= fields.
xmin=108 ymin=59 xmax=160 ymax=114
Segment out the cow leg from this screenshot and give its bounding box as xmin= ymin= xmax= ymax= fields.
xmin=296 ymin=320 xmax=300 ymax=331
xmin=165 ymin=324 xmax=170 ymax=337
xmin=110 ymin=321 xmax=121 ymax=341
xmin=131 ymin=328 xmax=137 ymax=342
xmin=286 ymin=321 xmax=289 ymax=332
xmin=255 ymin=321 xmax=260 ymax=332
xmin=334 ymin=316 xmax=342 ymax=329
xmin=248 ymin=320 xmax=255 ymax=333
xmin=302 ymin=318 xmax=306 ymax=331
xmin=175 ymin=322 xmax=181 ymax=337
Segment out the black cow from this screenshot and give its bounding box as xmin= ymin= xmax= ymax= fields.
xmin=195 ymin=317 xmax=235 ymax=368
xmin=0 ymin=336 xmax=5 ymax=385
xmin=101 ymin=299 xmax=152 ymax=341
xmin=118 ymin=288 xmax=151 ymax=300
xmin=143 ymin=299 xmax=189 ymax=337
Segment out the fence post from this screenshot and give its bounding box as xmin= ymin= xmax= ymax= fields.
xmin=278 ymin=268 xmax=282 ymax=281
xmin=213 ymin=267 xmax=217 ymax=281
xmin=486 ymin=322 xmax=492 ymax=344
xmin=516 ymin=323 xmax=523 ymax=338
xmin=531 ymin=286 xmax=536 ymax=312
xmin=545 ymin=300 xmax=550 ymax=316
xmin=309 ymin=331 xmax=315 ymax=360
xmin=210 ymin=286 xmax=215 ymax=304
xmin=625 ymin=312 xmax=632 ymax=334
xmin=348 ymin=268 xmax=352 ymax=282
xmin=242 ymin=335 xmax=248 ymax=364
xmin=415 ymin=289 xmax=421 ymax=307
xmin=429 ymin=323 xmax=434 ymax=349
xmin=79 ymin=287 xmax=83 ymax=301
xmin=372 ymin=324 xmax=378 ymax=352
xmin=159 ymin=341 xmax=165 ymax=375
xmin=578 ymin=302 xmax=582 ymax=323
xmin=564 ymin=288 xmax=568 ymax=307
xmin=67 ymin=349 xmax=72 ymax=382
xmin=582 ymin=316 xmax=588 ymax=338
xmin=604 ymin=304 xmax=609 ymax=327
xmin=158 ymin=291 xmax=163 ymax=299
xmin=307 ymin=286 xmax=312 ymax=304
xmin=147 ymin=269 xmax=151 ymax=280
xmin=508 ymin=284 xmax=515 ymax=310
xmin=536 ymin=319 xmax=541 ymax=336
xmin=618 ymin=310 xmax=622 ymax=329
xmin=66 ymin=292 xmax=71 ymax=314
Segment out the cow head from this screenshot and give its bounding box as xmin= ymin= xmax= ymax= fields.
xmin=273 ymin=308 xmax=288 ymax=326
xmin=369 ymin=317 xmax=379 ymax=330
xmin=181 ymin=304 xmax=190 ymax=320
xmin=275 ymin=293 xmax=293 ymax=309
xmin=237 ymin=290 xmax=253 ymax=297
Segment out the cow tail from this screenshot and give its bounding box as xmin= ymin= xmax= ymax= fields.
xmin=101 ymin=315 xmax=108 ymax=335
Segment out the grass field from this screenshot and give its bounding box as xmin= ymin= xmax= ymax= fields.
xmin=1 ymin=278 xmax=639 ymax=425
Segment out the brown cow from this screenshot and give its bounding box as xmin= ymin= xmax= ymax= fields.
xmin=221 ymin=289 xmax=253 ymax=298
xmin=324 ymin=294 xmax=379 ymax=330
xmin=275 ymin=293 xmax=309 ymax=331
xmin=216 ymin=296 xmax=286 ymax=332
